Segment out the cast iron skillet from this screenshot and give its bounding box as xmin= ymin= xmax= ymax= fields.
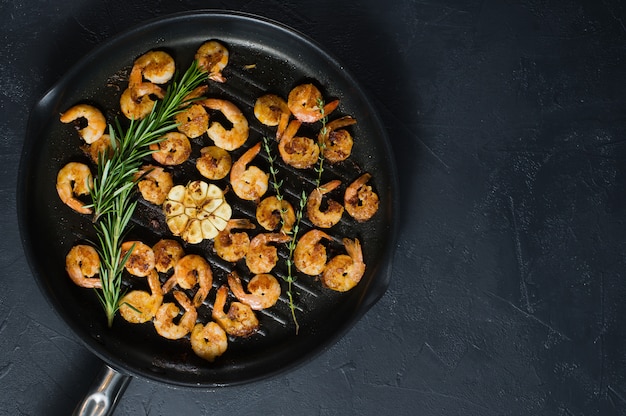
xmin=18 ymin=9 xmax=398 ymax=413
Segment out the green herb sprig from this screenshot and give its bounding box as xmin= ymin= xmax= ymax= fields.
xmin=283 ymin=189 xmax=307 ymax=334
xmin=88 ymin=61 xmax=206 ymax=327
xmin=263 ymin=135 xmax=294 ymax=230
xmin=314 ymin=98 xmax=328 ymax=188
xmin=263 ymin=135 xmax=300 ymax=332
xmin=261 ymin=98 xmax=330 ymax=334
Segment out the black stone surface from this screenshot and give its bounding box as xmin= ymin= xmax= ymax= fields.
xmin=3 ymin=1 xmax=626 ymax=415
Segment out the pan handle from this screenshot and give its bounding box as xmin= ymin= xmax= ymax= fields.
xmin=72 ymin=364 xmax=131 ymax=416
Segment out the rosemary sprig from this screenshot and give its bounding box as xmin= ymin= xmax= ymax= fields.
xmin=90 ymin=61 xmax=205 ymax=220
xmin=93 ymin=189 xmax=135 ymax=327
xmin=88 ymin=61 xmax=207 ymax=327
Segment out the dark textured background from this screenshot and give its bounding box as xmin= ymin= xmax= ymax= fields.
xmin=3 ymin=0 xmax=626 ymax=415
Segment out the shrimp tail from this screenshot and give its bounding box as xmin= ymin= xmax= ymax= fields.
xmin=276 ymin=112 xmax=290 ymax=140
xmin=281 ymin=119 xmax=301 ymax=142
xmin=323 ymin=99 xmax=340 ymax=117
xmin=319 ymin=179 xmax=342 ymax=193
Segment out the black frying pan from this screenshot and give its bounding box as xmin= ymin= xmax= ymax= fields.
xmin=18 ymin=9 xmax=398 ymax=413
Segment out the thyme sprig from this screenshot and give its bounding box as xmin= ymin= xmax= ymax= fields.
xmin=314 ymin=98 xmax=328 ymax=188
xmin=284 ymin=189 xmax=307 ymax=334
xmin=263 ymin=135 xmax=300 ymax=332
xmin=263 ymin=137 xmax=280 ymax=190
xmin=262 ymin=136 xmax=287 ymax=222
xmin=261 ymin=98 xmax=330 ymax=334
xmin=88 ymin=61 xmax=207 ymax=327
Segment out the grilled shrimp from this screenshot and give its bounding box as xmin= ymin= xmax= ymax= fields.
xmin=228 ymin=271 xmax=281 ymax=310
xmin=162 ymin=254 xmax=213 ymax=307
xmin=65 ymin=244 xmax=102 ymax=288
xmin=318 ymin=116 xmax=356 ymax=163
xmin=83 ymin=133 xmax=113 ymax=164
xmin=230 ymin=142 xmax=269 ymax=202
xmin=175 ymin=104 xmax=209 ymax=139
xmin=195 ymin=40 xmax=229 ymax=82
xmin=306 ymin=180 xmax=344 ymax=228
xmin=152 ymin=239 xmax=184 ymax=273
xmin=191 ymin=322 xmax=228 ymax=362
xmin=196 ymin=145 xmax=232 ymax=180
xmin=56 ymin=162 xmax=93 ymax=214
xmin=214 ymin=219 xmax=256 ymax=263
xmin=293 ymin=229 xmax=332 ymax=276
xmin=135 ymin=165 xmax=173 ymax=205
xmin=120 ymin=82 xmax=165 ymax=120
xmin=256 ymin=195 xmax=296 ymax=233
xmin=287 ymin=83 xmax=339 ymax=123
xmin=212 ymin=285 xmax=259 ymax=337
xmin=278 ymin=119 xmax=319 ymax=169
xmin=154 ymin=291 xmax=198 ymax=340
xmin=246 ymin=233 xmax=291 ymax=274
xmin=321 ymin=238 xmax=366 ymax=292
xmin=120 ymin=241 xmax=155 ymax=277
xmin=162 ymin=253 xmax=200 ymax=291
xmin=129 ymin=50 xmax=175 ymax=87
xmin=200 ymin=98 xmax=249 ymax=151
xmin=119 ymin=270 xmax=163 ymax=324
xmin=344 ymin=173 xmax=379 ymax=222
xmin=59 ymin=104 xmax=106 ymax=144
xmin=149 ymin=132 xmax=191 ymax=166
xmin=190 ymin=256 xmax=213 ymax=308
xmin=254 ymin=93 xmax=290 ymax=139
xmin=165 ymin=255 xmax=211 ymax=292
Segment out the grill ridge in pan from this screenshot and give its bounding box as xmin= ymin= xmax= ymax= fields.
xmin=18 ymin=10 xmax=398 ymax=387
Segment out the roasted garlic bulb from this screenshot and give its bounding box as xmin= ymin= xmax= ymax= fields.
xmin=163 ymin=180 xmax=232 ymax=244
